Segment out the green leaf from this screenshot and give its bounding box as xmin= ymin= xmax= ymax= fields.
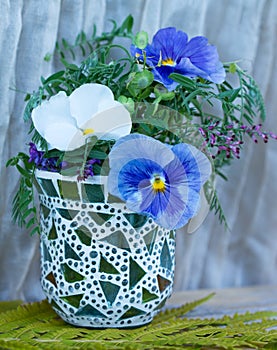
xmin=118 ymin=96 xmax=135 ymax=113
xmin=60 ymin=58 xmax=79 ymax=71
xmin=127 ymin=70 xmax=154 ymax=97
xmin=120 ymin=14 xmax=134 ymax=34
xmin=228 ymin=62 xmax=237 ymax=74
xmin=134 ymin=31 xmax=148 ymax=49
xmin=15 ymin=164 xmax=30 ymax=178
xmin=88 ymin=150 xmax=107 ymax=160
xmin=169 ymin=73 xmax=197 ymax=89
xmin=44 ymin=53 xmax=52 ymax=62
xmin=26 ymin=217 xmax=36 ymax=229
xmin=218 ymin=88 xmax=241 ymax=102
xmin=6 ymin=157 xmax=18 ymax=167
xmin=154 ymin=84 xmax=175 ymax=101
xmin=43 ymin=70 xmax=65 ymax=84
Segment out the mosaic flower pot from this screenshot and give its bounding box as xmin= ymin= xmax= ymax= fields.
xmin=36 ymin=170 xmax=176 ymax=328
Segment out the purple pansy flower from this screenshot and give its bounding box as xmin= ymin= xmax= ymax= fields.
xmin=131 ymin=27 xmax=225 ymax=91
xmin=107 ymin=134 xmax=212 ymax=230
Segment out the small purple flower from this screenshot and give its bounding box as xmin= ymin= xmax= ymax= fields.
xmin=29 ymin=143 xmax=45 ymax=166
xmin=28 ymin=143 xmax=60 ymax=172
xmin=77 ymin=159 xmax=101 ymax=181
xmin=131 ymin=27 xmax=225 ymax=91
xmin=108 ymin=134 xmax=211 ymax=230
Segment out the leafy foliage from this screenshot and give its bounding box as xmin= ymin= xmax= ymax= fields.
xmin=0 ymin=296 xmax=276 ymax=349
xmin=6 ymin=153 xmax=39 ymax=235
xmin=9 ymin=15 xmax=274 ymax=231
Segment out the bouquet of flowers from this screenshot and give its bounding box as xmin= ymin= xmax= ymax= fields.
xmin=8 ymin=15 xmax=276 ymax=235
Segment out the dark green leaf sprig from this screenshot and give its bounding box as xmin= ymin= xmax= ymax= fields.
xmin=6 ymin=153 xmax=39 ymax=235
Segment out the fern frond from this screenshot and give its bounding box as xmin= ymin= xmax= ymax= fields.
xmin=6 ymin=153 xmax=40 ymax=235
xmin=0 ymin=297 xmax=276 ymax=349
xmin=151 ymin=292 xmax=215 ymax=325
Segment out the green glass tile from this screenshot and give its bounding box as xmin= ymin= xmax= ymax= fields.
xmin=99 ymin=255 xmax=120 ymax=275
xmin=82 ymin=184 xmax=104 ymax=203
xmin=75 ymin=304 xmax=107 ymax=318
xmin=142 ymin=287 xmax=158 ymax=303
xmin=50 ymin=299 xmax=63 ymax=312
xmin=107 ymin=193 xmax=124 ymax=203
xmin=37 ymin=178 xmax=59 ymax=197
xmin=57 ymin=180 xmax=80 ymax=201
xmin=154 ymin=298 xmax=167 ymax=311
xmin=42 ymin=242 xmax=52 ymax=262
xmin=143 ymin=227 xmax=158 ymax=254
xmin=169 ymin=230 xmax=175 ymax=240
xmin=100 ymin=230 xmax=130 ymax=251
xmin=56 ymin=208 xmax=79 ymax=221
xmin=60 ymin=294 xmax=84 ymax=308
xmin=64 ymin=241 xmax=81 ymax=261
xmin=119 ymin=306 xmax=146 ymax=320
xmin=61 ymin=263 xmax=85 ymax=283
xmin=45 ymin=272 xmax=57 ymax=287
xmin=129 ymin=258 xmax=146 ymax=289
xmin=75 ymin=226 xmax=92 ymax=246
xmin=123 ymin=213 xmax=148 ymax=229
xmin=40 ymin=204 xmax=50 ymax=219
xmin=157 ymin=275 xmax=171 ymax=293
xmin=99 ymin=281 xmax=120 ymax=306
xmin=33 ymin=177 xmax=43 ymax=194
xmin=48 ymin=222 xmax=58 ymax=240
xmin=160 ymin=240 xmax=172 ymax=270
xmin=88 ymin=212 xmax=113 ymax=225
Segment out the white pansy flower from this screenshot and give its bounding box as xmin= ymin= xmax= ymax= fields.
xmin=31 ymin=83 xmax=132 ymax=151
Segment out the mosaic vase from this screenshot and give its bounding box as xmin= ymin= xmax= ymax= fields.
xmin=36 ymin=170 xmax=176 ymax=328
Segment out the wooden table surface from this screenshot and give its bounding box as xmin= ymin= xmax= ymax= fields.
xmin=167 ymin=285 xmax=277 ymax=319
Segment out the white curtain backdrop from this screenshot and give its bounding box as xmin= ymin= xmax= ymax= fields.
xmin=0 ymin=0 xmax=276 ymax=301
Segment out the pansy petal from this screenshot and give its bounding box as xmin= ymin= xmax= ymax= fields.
xmin=43 ymin=123 xmax=84 ymax=151
xmin=81 ymin=102 xmax=131 ymax=140
xmin=31 ymin=91 xmax=76 ymax=138
xmin=187 ymin=188 xmax=210 ymax=233
xmin=151 ymin=66 xmax=178 ymax=91
xmin=152 ymin=27 xmax=188 ymax=54
xmin=171 ymin=143 xmax=212 ymax=185
xmin=108 ymin=134 xmax=175 ymax=172
xmin=69 ymin=83 xmax=115 ymax=127
xmin=206 ymin=63 xmax=226 ymax=84
xmin=158 ymin=154 xmax=201 ymax=229
xmin=108 ymin=157 xmax=163 ymax=201
xmin=155 ymin=186 xmax=200 ymax=229
xmin=182 ymin=36 xmax=209 ymax=57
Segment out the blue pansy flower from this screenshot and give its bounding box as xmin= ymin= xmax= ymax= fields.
xmin=131 ymin=27 xmax=225 ymax=91
xmin=107 ymin=134 xmax=212 ymax=230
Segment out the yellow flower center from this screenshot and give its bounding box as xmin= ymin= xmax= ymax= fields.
xmin=151 ymin=175 xmax=166 ymax=192
xmin=161 ymin=57 xmax=175 ymax=66
xmin=83 ymin=128 xmax=94 ymax=136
